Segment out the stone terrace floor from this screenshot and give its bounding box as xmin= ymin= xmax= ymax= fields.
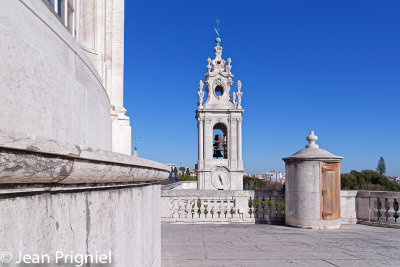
xmin=162 ymin=223 xmax=400 ymax=267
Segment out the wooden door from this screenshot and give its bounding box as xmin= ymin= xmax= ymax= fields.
xmin=321 ymin=162 xmax=340 ymax=220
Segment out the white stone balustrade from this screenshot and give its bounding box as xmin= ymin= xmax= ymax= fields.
xmin=355 ymin=190 xmax=400 ymax=228
xmin=163 ymin=189 xmax=400 ymax=228
xmin=161 ymin=190 xmax=285 ymax=224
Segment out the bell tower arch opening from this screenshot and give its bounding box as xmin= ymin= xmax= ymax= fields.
xmin=214 ymin=85 xmax=224 ymax=97
xmin=213 ymin=123 xmax=227 ymax=159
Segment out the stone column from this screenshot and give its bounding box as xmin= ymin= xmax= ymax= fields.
xmin=237 ymin=118 xmax=242 ymax=169
xmin=110 ymin=0 xmax=131 ymax=155
xmin=204 ymin=119 xmax=213 ymax=160
xmin=198 ymin=118 xmax=204 ymax=164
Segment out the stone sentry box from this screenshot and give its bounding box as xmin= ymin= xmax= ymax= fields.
xmin=283 ymin=131 xmax=343 ymax=229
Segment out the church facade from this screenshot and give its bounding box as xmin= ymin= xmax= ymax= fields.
xmin=196 ymin=36 xmax=244 ymax=190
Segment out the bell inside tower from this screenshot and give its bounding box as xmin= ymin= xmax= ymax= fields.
xmin=213 ymin=123 xmax=228 ymax=159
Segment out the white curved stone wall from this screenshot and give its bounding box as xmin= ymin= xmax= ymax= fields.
xmin=0 ymin=184 xmax=161 ymax=267
xmin=0 ymin=0 xmax=111 ymax=150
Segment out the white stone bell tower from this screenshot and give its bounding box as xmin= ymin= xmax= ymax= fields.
xmin=196 ymin=31 xmax=244 ymax=190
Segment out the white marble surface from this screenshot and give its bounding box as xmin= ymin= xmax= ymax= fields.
xmin=0 ymin=183 xmax=162 ymax=267
xmin=340 ymin=190 xmax=358 ymax=224
xmin=0 ymin=0 xmax=112 ymax=151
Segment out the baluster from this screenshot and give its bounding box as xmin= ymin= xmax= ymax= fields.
xmin=198 ymin=198 xmax=203 ymax=218
xmin=228 ymin=198 xmax=235 ymax=218
xmin=177 ymin=197 xmax=183 ymax=218
xmin=269 ymin=197 xmax=274 ymax=219
xmin=216 ymin=199 xmax=222 ymax=218
xmin=255 ymin=196 xmax=260 ymax=219
xmin=248 ymin=196 xmax=253 ymax=218
xmin=182 ymin=197 xmax=188 ymax=219
xmin=379 ymin=198 xmax=387 ymax=223
xmin=269 ymin=196 xmax=275 ymax=221
xmin=252 ymin=196 xmax=257 ymax=219
xmin=270 ymin=196 xmax=276 ymax=219
xmin=171 ymin=197 xmax=179 ymax=218
xmin=209 ymin=200 xmax=215 ymax=219
xmin=372 ymin=197 xmax=379 ymax=222
xmin=169 ymin=198 xmax=173 ymax=218
xmin=215 ymin=198 xmax=219 ymax=219
xmin=190 ymin=198 xmax=196 ymax=218
xmin=387 ymin=198 xmax=396 ymax=224
xmin=394 ymin=199 xmax=399 ymax=223
xmin=276 ymin=197 xmax=282 ymax=220
xmin=203 ymin=199 xmax=209 ymax=219
xmin=186 ymin=198 xmax=190 ymax=218
xmin=223 ymin=198 xmax=228 ymax=218
xmin=257 ymin=196 xmax=263 ymax=219
xmin=261 ymin=196 xmax=266 ymax=219
xmin=231 ymin=198 xmax=236 ymax=218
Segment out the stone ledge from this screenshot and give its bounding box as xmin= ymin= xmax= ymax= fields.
xmin=0 ymin=181 xmax=159 ymax=196
xmin=0 ymin=130 xmax=170 ymax=184
xmin=356 ymin=190 xmax=400 ymax=198
xmin=161 ymin=189 xmax=285 ymax=197
xmin=340 ymin=190 xmax=358 ymax=197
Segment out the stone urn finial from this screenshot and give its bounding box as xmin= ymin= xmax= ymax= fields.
xmin=305 ymin=131 xmax=319 ymax=149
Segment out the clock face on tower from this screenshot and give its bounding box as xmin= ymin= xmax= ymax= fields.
xmin=211 ymin=170 xmax=230 ymax=190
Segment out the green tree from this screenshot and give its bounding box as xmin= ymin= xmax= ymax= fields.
xmin=376 ymin=157 xmax=386 ymax=175
xmin=341 ymin=169 xmax=400 ymax=191
xmin=341 ymin=173 xmax=357 ymax=190
xmin=243 ymin=177 xmax=284 ymax=191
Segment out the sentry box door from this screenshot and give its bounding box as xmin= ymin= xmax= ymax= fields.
xmin=320 ymin=162 xmax=340 ymax=220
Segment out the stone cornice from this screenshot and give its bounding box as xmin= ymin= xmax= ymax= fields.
xmin=0 ymin=130 xmax=170 ymax=184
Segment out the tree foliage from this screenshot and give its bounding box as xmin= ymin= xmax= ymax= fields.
xmin=341 ymin=169 xmax=400 ymax=191
xmin=376 ymin=157 xmax=386 ymax=175
xmin=243 ymin=177 xmax=284 ymax=191
xmin=179 ymin=171 xmax=196 ymax=181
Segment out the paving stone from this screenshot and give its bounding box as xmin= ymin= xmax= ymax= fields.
xmin=342 ymin=251 xmax=388 ymax=260
xmin=206 ymin=251 xmax=359 ymax=260
xmin=162 ymin=224 xmax=400 ymax=266
xmin=162 ymin=250 xmax=206 ymax=260
xmin=324 ymin=259 xmax=399 ymax=267
xmin=163 ymin=259 xmax=335 ymax=267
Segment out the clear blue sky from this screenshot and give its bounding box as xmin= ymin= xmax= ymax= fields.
xmin=124 ymin=0 xmax=400 ymax=176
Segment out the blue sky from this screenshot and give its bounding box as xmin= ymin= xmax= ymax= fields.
xmin=123 ymin=0 xmax=400 ymax=175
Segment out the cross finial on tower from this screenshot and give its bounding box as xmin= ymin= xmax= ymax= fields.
xmin=214 ymin=19 xmax=221 ymax=45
